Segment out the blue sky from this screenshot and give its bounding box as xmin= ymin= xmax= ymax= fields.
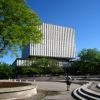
xmin=0 ymin=0 xmax=100 ymax=64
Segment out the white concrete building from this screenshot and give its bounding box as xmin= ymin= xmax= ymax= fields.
xmin=13 ymin=23 xmax=76 ymax=66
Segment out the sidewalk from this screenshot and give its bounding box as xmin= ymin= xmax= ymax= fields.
xmin=32 ymin=81 xmax=81 ymax=100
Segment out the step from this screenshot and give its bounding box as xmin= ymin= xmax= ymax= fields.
xmin=72 ymin=82 xmax=91 ymax=100
xmin=78 ymin=88 xmax=100 ymax=100
xmin=88 ymin=82 xmax=100 ymax=92
xmin=96 ymin=83 xmax=100 ymax=89
xmin=72 ymin=82 xmax=100 ymax=100
xmin=81 ymin=88 xmax=100 ymax=98
xmin=72 ymin=88 xmax=86 ymax=100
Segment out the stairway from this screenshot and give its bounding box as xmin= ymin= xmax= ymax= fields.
xmin=96 ymin=83 xmax=100 ymax=89
xmin=72 ymin=82 xmax=100 ymax=100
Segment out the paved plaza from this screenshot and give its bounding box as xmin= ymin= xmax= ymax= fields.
xmin=32 ymin=81 xmax=81 ymax=100
xmin=0 ymin=78 xmax=100 ymax=100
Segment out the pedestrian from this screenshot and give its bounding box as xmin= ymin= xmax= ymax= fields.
xmin=65 ymin=76 xmax=72 ymax=91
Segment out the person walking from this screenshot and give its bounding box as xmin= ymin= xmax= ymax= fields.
xmin=65 ymin=75 xmax=72 ymax=91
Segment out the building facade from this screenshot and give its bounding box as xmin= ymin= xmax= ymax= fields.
xmin=13 ymin=23 xmax=76 ymax=66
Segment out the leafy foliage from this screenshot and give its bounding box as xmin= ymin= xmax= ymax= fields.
xmin=0 ymin=63 xmax=13 ymax=78
xmin=70 ymin=48 xmax=100 ymax=75
xmin=31 ymin=58 xmax=64 ymax=75
xmin=10 ymin=58 xmax=64 ymax=77
xmin=0 ymin=0 xmax=42 ymax=56
xmin=78 ymin=48 xmax=100 ymax=62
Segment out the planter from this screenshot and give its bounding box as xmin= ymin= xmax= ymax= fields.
xmin=0 ymin=81 xmax=37 ymax=100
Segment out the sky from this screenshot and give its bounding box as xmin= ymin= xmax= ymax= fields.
xmin=0 ymin=0 xmax=100 ymax=64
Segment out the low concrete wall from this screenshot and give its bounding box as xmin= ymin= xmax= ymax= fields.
xmin=0 ymin=81 xmax=37 ymax=100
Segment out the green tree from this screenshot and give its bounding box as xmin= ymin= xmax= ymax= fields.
xmin=0 ymin=0 xmax=42 ymax=56
xmin=70 ymin=48 xmax=100 ymax=75
xmin=78 ymin=48 xmax=100 ymax=62
xmin=0 ymin=63 xmax=13 ymax=78
xmin=31 ymin=58 xmax=64 ymax=75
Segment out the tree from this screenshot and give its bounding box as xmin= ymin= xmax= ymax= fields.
xmin=78 ymin=48 xmax=100 ymax=62
xmin=31 ymin=58 xmax=64 ymax=75
xmin=0 ymin=0 xmax=42 ymax=56
xmin=0 ymin=63 xmax=13 ymax=78
xmin=72 ymin=48 xmax=100 ymax=75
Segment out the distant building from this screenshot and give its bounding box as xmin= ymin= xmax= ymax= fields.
xmin=13 ymin=23 xmax=76 ymax=66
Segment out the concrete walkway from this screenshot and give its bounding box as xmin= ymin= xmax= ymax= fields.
xmin=32 ymin=81 xmax=81 ymax=100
